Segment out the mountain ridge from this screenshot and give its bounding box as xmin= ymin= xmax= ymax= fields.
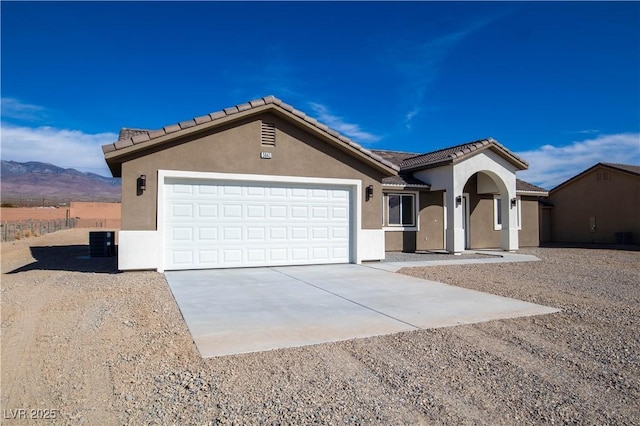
xmin=1 ymin=160 xmax=121 ymax=205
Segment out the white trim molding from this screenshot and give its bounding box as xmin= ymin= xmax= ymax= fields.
xmin=382 ymin=190 xmax=420 ymax=231
xmin=494 ymin=195 xmax=522 ymax=231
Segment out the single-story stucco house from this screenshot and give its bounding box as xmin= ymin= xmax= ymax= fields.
xmin=102 ymin=96 xmax=547 ymax=271
xmin=543 ymin=162 xmax=640 ymax=245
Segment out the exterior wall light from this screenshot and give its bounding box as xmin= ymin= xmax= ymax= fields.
xmin=455 ymin=195 xmax=462 ymax=206
xmin=137 ymin=175 xmax=146 ymax=195
xmin=511 ymin=197 xmax=517 ymax=208
xmin=365 ymin=185 xmax=374 ymax=201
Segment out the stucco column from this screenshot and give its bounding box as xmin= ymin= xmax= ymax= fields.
xmin=445 ymin=187 xmax=465 ymax=254
xmin=500 ymin=187 xmax=519 ymax=252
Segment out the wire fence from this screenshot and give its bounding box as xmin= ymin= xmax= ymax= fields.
xmin=1 ymin=218 xmax=78 ymax=242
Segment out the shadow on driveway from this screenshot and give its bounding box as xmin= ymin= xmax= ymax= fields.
xmin=6 ymin=245 xmax=119 ymax=274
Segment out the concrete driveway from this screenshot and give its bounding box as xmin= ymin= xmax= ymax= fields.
xmin=165 ymin=264 xmax=559 ymax=357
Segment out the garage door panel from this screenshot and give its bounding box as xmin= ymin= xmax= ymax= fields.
xmin=269 ymin=205 xmax=287 ymax=219
xmin=164 ymin=179 xmax=352 ymax=270
xmin=171 ymin=203 xmax=193 ymax=218
xmin=291 ymin=206 xmax=308 ymax=218
xmin=198 ymin=204 xmax=218 ymax=218
xmin=198 ymin=227 xmax=218 ymax=241
xmin=247 ymin=205 xmax=266 ymax=218
xmin=197 ymin=250 xmax=218 ymax=265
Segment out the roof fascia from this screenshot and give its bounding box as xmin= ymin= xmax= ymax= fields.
xmin=550 ymin=162 xmax=640 ymax=194
xmin=401 ymin=143 xmax=528 ymax=173
xmin=105 ymin=103 xmax=398 ymax=177
xmin=517 ymin=190 xmax=549 ymax=196
xmin=550 ymin=163 xmax=602 ymax=194
xmin=382 ymin=184 xmax=431 ymax=190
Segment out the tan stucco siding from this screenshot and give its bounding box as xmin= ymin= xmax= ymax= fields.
xmin=120 ymin=113 xmax=386 ymax=231
xmin=548 ymin=167 xmax=640 ymax=244
xmin=416 ymin=191 xmax=445 ymax=250
xmin=468 ymin=193 xmax=500 ymax=249
xmin=384 ymin=231 xmax=417 ymax=252
xmin=464 ymin=176 xmax=541 ymax=249
xmin=519 ymin=197 xmax=540 ymax=246
xmin=384 ymin=190 xmax=444 ymax=252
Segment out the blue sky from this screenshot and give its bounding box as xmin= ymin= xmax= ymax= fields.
xmin=1 ymin=1 xmax=639 ymax=189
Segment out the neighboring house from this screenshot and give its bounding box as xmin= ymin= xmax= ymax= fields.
xmin=546 ymin=162 xmax=640 ymax=244
xmin=102 ymin=96 xmax=546 ymax=271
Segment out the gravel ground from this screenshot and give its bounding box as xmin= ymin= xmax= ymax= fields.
xmin=1 ymin=229 xmax=639 ymax=425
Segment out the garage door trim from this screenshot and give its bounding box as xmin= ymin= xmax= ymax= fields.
xmin=157 ymin=169 xmax=362 ymax=272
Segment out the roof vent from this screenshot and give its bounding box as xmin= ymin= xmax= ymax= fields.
xmin=261 ymin=121 xmax=276 ymax=146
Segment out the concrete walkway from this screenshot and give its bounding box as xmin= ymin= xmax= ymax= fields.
xmin=369 ymin=250 xmax=541 ymax=272
xmin=165 ymin=263 xmax=558 ymax=358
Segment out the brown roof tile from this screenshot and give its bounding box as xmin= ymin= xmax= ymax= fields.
xmin=163 ymin=124 xmax=181 ymax=134
xmin=400 ymin=139 xmax=493 ymax=169
xmin=148 ymin=129 xmax=166 ymax=139
xmin=118 ymin=128 xmax=149 ymax=141
xmin=209 ymin=110 xmax=227 ymax=120
xmin=102 ymin=144 xmax=116 ymax=153
xmin=131 ymin=133 xmax=150 ymax=144
xmin=249 ymin=98 xmax=266 ymax=108
xmin=194 ymin=115 xmax=212 ymax=125
xmin=382 ymin=174 xmax=430 ymax=188
xmin=397 ymin=138 xmax=528 ymax=171
xmin=262 ymin=95 xmax=277 ymax=104
xmin=179 ymin=119 xmax=196 ymax=130
xmin=114 ymin=138 xmax=134 ymax=150
xmin=236 ymin=102 xmax=252 ymax=112
xmin=103 ymin=95 xmax=400 ymax=175
xmin=516 ymin=179 xmax=548 ymax=194
xmin=371 ymin=150 xmax=421 ymax=167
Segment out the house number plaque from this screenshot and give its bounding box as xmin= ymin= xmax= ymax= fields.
xmin=260 ymin=152 xmax=272 ymax=159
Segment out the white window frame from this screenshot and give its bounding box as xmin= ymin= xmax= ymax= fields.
xmin=493 ymin=195 xmax=521 ymax=231
xmin=383 ymin=191 xmax=418 ymax=231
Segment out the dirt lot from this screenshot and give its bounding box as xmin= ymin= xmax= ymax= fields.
xmin=1 ymin=229 xmax=638 ymax=424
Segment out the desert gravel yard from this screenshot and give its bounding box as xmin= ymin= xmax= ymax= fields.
xmin=1 ymin=229 xmax=639 ymax=424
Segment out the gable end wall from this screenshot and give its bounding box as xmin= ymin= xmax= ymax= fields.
xmin=548 ymin=167 xmax=640 ymax=244
xmin=120 ymin=113 xmax=386 ymax=231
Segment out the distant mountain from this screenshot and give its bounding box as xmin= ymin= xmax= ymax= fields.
xmin=1 ymin=160 xmax=121 ymax=205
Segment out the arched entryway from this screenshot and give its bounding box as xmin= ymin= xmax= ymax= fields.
xmin=410 ymin=139 xmax=527 ymax=254
xmin=461 ymin=172 xmax=517 ymax=249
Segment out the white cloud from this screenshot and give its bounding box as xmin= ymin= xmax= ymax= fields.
xmin=1 ymin=97 xmax=47 ymax=121
xmin=0 ymin=123 xmax=118 ymax=177
xmin=308 ymin=102 xmax=381 ymax=144
xmin=516 ymin=133 xmax=640 ymax=189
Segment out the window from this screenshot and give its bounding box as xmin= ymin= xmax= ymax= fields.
xmin=494 ymin=195 xmax=521 ymax=230
xmin=384 ymin=193 xmax=416 ymax=228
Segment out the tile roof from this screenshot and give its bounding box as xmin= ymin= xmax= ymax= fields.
xmin=118 ymin=128 xmax=149 ymax=141
xmin=375 ymin=150 xmax=541 ymax=192
xmin=398 ymin=138 xmax=528 ymax=171
xmin=382 ymin=173 xmax=430 ymax=188
xmin=516 ymin=179 xmax=548 ymax=194
xmin=102 ymin=95 xmax=399 ymax=173
xmin=371 ymin=149 xmax=420 ymax=167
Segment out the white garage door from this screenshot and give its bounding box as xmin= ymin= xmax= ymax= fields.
xmin=163 ymin=178 xmax=352 ymax=270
